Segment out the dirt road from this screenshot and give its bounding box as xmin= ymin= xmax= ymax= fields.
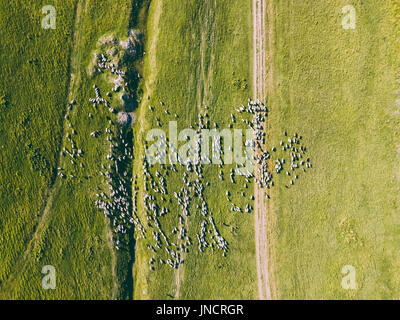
xmin=253 ymin=0 xmax=272 ymax=300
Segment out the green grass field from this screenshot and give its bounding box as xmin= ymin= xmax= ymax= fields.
xmin=0 ymin=0 xmax=138 ymax=299
xmin=132 ymin=0 xmax=257 ymax=299
xmin=268 ymin=0 xmax=400 ymax=299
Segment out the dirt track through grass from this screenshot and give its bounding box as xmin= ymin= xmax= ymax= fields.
xmin=253 ymin=0 xmax=272 ymax=300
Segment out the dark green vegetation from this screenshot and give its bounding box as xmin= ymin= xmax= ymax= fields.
xmin=268 ymin=0 xmax=400 ymax=299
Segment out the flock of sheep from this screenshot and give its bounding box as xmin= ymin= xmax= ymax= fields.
xmin=89 ymin=53 xmax=139 ymax=249
xmin=140 ymin=108 xmax=232 ymax=269
xmin=56 ymin=48 xmax=313 ymax=271
xmin=138 ymin=98 xmax=312 ymax=271
xmin=58 ymin=99 xmax=84 ymax=179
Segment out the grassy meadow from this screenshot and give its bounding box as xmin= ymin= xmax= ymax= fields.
xmin=1 ymin=0 xmax=399 ymax=301
xmin=132 ymin=0 xmax=257 ymax=299
xmin=268 ymin=0 xmax=400 ymax=299
xmin=0 ymin=0 xmax=78 ymax=295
